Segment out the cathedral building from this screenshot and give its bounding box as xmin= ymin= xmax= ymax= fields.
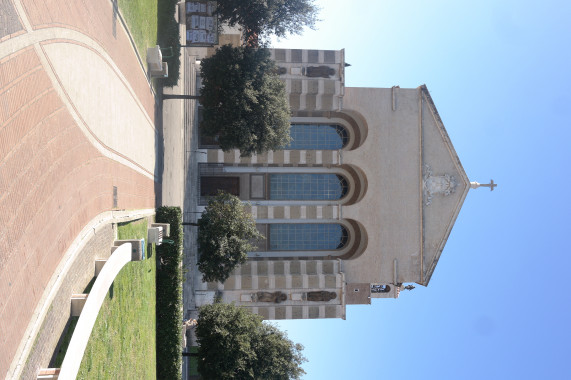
xmin=193 ymin=48 xmax=481 ymax=320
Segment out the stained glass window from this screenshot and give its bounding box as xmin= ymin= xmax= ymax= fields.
xmin=287 ymin=124 xmax=348 ymax=150
xmin=269 ymin=224 xmax=348 ymax=251
xmin=269 ymin=174 xmax=347 ymax=200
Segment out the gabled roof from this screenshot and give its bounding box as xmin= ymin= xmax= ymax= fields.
xmin=419 ymin=85 xmax=470 ymax=285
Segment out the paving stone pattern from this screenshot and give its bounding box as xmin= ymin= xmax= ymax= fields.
xmin=20 ymin=224 xmax=115 ymax=379
xmin=20 ymin=0 xmax=156 ymax=119
xmin=0 ymin=52 xmax=155 ymax=374
xmin=0 ymin=0 xmax=159 ymax=377
xmin=0 ymin=0 xmax=23 ymax=40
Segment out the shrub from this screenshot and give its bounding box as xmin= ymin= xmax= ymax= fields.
xmin=199 ymin=45 xmax=290 ymax=156
xmin=157 ymin=0 xmax=181 ymax=87
xmin=196 ymin=303 xmax=306 ymax=380
xmin=196 ymin=192 xmax=263 ymax=283
xmin=155 ymin=206 xmax=183 ymax=380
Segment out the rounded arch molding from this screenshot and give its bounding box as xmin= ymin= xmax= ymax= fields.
xmin=337 ymin=218 xmax=368 ymax=260
xmin=339 ymin=164 xmax=368 ymax=206
xmin=291 ymin=109 xmax=369 ymax=150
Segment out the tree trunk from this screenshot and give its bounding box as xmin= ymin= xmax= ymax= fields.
xmin=182 ymin=222 xmax=199 ymax=226
xmin=162 ymin=94 xmax=200 ymax=100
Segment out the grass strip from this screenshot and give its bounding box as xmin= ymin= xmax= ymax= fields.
xmin=117 ymin=0 xmax=158 ymax=64
xmin=76 ymin=218 xmax=157 ymax=379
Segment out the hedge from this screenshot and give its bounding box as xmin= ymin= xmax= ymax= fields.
xmin=155 ymin=206 xmax=183 ymax=380
xmin=157 ymin=0 xmax=181 ymax=87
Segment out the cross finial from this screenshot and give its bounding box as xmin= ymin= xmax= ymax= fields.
xmin=470 ymin=180 xmax=497 ymax=191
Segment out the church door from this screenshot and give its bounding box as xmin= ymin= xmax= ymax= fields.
xmin=200 ymin=176 xmax=240 ymax=197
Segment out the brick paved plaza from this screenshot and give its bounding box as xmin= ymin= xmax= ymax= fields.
xmin=0 ymin=0 xmax=161 ymax=377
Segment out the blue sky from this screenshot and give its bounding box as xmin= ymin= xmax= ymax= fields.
xmin=271 ymin=1 xmax=571 ymax=379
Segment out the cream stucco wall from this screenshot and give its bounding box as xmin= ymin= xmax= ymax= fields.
xmin=341 ymin=87 xmax=422 ymax=284
xmin=341 ymin=86 xmax=469 ymax=286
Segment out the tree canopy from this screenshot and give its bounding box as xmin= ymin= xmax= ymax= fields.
xmin=199 ymin=45 xmax=291 ymax=157
xmin=197 ymin=192 xmax=263 ymax=283
xmin=196 ymin=303 xmax=306 ymax=380
xmin=214 ymin=0 xmax=319 ymax=43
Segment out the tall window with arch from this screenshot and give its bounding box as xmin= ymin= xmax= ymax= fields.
xmin=269 ymin=173 xmax=348 ymax=200
xmin=268 ymin=223 xmax=348 ymax=251
xmin=286 ymin=124 xmax=348 ymax=150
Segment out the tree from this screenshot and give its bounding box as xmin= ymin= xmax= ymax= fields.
xmin=196 ymin=303 xmax=306 ymax=380
xmin=214 ymin=0 xmax=319 ymax=44
xmin=196 ymin=192 xmax=264 ymax=283
xmin=199 ymin=45 xmax=291 ymax=157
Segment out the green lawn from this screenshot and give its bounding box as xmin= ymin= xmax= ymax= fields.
xmin=117 ymin=0 xmax=158 ymax=63
xmin=76 ymin=218 xmax=157 ymax=379
xmin=118 ymin=0 xmax=181 ymax=87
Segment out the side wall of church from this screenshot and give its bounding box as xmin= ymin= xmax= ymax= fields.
xmin=269 ymin=48 xmax=345 ymax=112
xmin=200 ymin=260 xmax=345 ymax=320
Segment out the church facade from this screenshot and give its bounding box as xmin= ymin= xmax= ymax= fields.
xmin=193 ymin=48 xmax=471 ymax=320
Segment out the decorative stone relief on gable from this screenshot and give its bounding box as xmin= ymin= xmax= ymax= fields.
xmin=423 ymin=164 xmax=457 ymax=206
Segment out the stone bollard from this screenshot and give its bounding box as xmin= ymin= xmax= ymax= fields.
xmin=114 ymin=239 xmax=145 ymax=260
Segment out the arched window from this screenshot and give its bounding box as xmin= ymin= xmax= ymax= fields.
xmin=371 ymin=285 xmax=391 ymax=293
xmin=287 ymin=124 xmax=348 ymax=150
xmin=269 ymin=174 xmax=348 ymax=200
xmin=269 ymin=224 xmax=348 ymax=251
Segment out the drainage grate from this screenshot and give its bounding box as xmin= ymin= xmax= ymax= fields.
xmin=113 ymin=186 xmax=118 ymax=208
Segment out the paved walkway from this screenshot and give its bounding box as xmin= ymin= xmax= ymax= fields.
xmin=0 ymin=0 xmax=160 ymax=377
xmin=20 ymin=220 xmax=116 ymax=380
